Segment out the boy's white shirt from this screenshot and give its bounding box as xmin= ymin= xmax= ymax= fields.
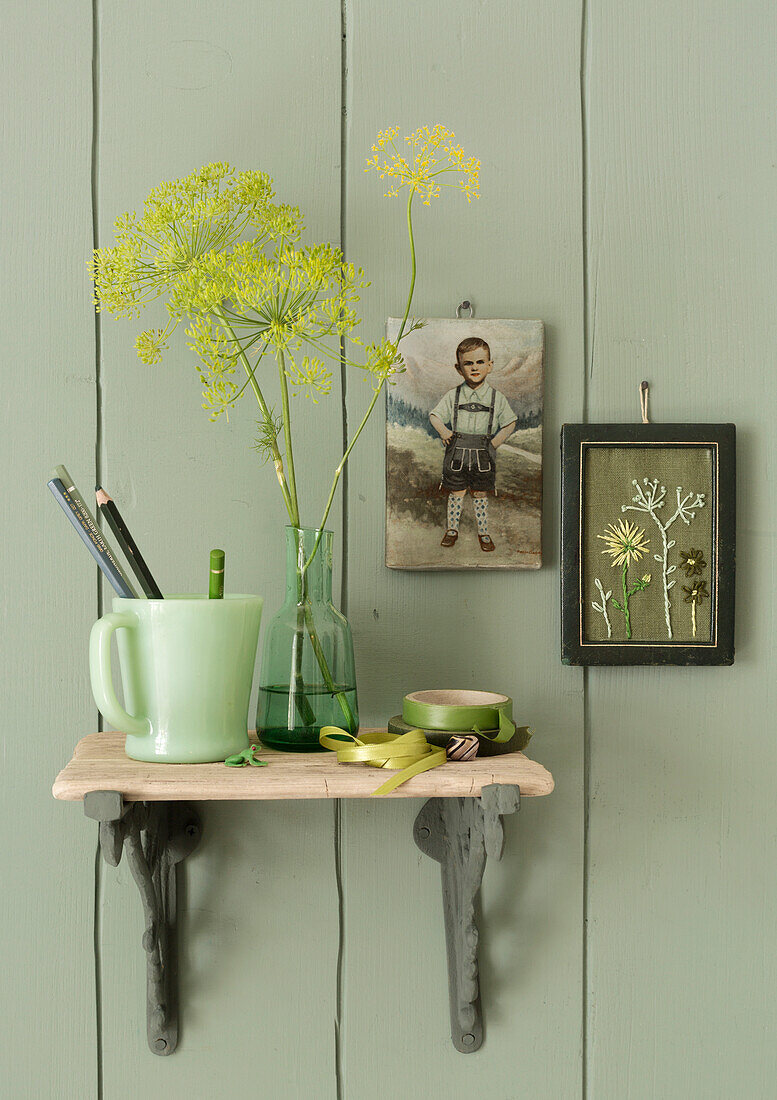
xmin=430 ymin=381 xmax=517 ymax=436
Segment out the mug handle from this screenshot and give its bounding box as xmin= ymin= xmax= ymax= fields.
xmin=89 ymin=612 xmax=151 ymax=737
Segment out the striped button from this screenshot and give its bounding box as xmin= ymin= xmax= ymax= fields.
xmin=445 ymin=734 xmax=479 ymax=761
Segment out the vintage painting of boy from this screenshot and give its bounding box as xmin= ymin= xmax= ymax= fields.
xmin=386 ymin=318 xmax=543 ymax=570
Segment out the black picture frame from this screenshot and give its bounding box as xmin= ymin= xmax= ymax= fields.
xmin=561 ymin=423 xmax=735 ymax=665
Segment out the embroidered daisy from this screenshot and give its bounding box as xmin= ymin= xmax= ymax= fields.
xmin=596 ymin=519 xmax=650 ymax=568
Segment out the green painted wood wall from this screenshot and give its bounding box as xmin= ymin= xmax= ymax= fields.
xmin=2 ymin=1 xmax=775 ymax=1096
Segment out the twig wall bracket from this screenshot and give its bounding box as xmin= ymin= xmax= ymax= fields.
xmin=414 ymin=783 xmax=521 ymax=1052
xmin=84 ymin=791 xmax=201 ymax=1055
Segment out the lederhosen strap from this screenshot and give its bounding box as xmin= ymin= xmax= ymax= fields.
xmin=452 ymin=386 xmax=496 ymax=435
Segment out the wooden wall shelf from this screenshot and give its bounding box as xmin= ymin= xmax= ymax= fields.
xmin=53 ymin=730 xmax=554 ymax=802
xmin=53 ymin=731 xmax=554 ymax=1057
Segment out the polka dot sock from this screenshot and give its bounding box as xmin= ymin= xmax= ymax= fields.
xmin=447 ymin=495 xmax=463 ymax=531
xmin=474 ymin=497 xmax=489 ymax=535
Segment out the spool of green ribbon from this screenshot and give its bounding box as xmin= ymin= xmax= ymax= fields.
xmin=401 ymin=689 xmax=524 ymax=745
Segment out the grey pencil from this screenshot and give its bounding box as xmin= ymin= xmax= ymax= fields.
xmin=53 ymin=465 xmax=138 ymax=597
xmin=48 ymin=478 xmax=136 ymax=597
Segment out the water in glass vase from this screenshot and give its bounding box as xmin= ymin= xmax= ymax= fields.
xmin=256 ymin=526 xmax=359 ymax=751
xmin=257 ymin=685 xmax=359 ymax=752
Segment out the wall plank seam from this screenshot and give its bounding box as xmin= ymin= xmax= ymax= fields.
xmin=579 ymin=2 xmax=591 ymax=1098
xmin=335 ymin=3 xmax=350 ymax=1096
xmin=90 ymin=1 xmax=106 ymax=1097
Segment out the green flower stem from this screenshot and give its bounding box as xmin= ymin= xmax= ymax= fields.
xmin=622 ymin=559 xmax=632 ymax=639
xmin=302 ymin=596 xmax=356 ymax=731
xmin=303 ymin=191 xmax=418 ymax=575
xmin=304 ymin=383 xmax=383 ymax=574
xmin=214 ymin=305 xmax=296 ymax=523
xmin=692 ymin=598 xmax=697 ymax=638
xmin=291 ymin=599 xmax=317 ymax=728
xmin=276 ymin=348 xmax=301 ymax=527
xmin=287 ymin=191 xmax=419 ymax=735
xmin=289 ymin=565 xmax=356 ymax=733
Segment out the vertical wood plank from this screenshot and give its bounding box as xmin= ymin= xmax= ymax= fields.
xmin=96 ymin=2 xmax=342 ymax=1093
xmin=585 ymin=2 xmax=777 ymax=1095
xmin=342 ymin=2 xmax=585 ymax=1094
xmin=0 ymin=4 xmax=97 ymax=1095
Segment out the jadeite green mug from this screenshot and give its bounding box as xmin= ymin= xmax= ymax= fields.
xmin=89 ymin=595 xmax=263 ymax=763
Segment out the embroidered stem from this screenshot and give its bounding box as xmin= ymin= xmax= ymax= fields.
xmin=592 ymin=578 xmax=612 ymax=639
xmin=659 ymin=522 xmax=672 ymax=638
xmin=692 ymin=598 xmax=697 ymax=638
xmin=621 ymin=560 xmax=631 ymax=639
xmin=622 ymin=479 xmax=705 ymax=641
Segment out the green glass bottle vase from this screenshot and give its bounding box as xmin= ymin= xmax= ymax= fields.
xmin=256 ymin=526 xmax=358 ymax=751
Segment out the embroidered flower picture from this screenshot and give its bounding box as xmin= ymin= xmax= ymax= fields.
xmin=561 ymin=424 xmax=735 ymax=665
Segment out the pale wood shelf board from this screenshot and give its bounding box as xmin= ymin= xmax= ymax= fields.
xmin=52 ymin=731 xmax=555 ymax=802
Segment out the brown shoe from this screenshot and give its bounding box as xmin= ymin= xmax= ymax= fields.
xmin=441 ymin=529 xmax=459 ymax=547
xmin=478 ymin=534 xmax=496 ymax=551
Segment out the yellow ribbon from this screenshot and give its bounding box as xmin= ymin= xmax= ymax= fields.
xmin=319 ymin=726 xmax=447 ymax=796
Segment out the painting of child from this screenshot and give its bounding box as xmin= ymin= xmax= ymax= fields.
xmin=386 ymin=318 xmax=544 ymax=570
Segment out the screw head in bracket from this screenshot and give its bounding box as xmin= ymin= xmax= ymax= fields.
xmin=462 ymin=1033 xmax=476 ymax=1047
xmin=418 ymin=826 xmax=431 ymax=839
xmin=154 ymin=1038 xmax=168 ymax=1053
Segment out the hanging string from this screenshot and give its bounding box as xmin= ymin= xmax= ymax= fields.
xmin=639 ymin=380 xmax=650 ymax=424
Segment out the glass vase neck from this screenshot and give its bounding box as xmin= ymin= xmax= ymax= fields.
xmin=285 ymin=526 xmax=333 ymax=603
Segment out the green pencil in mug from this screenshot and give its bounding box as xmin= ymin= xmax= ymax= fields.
xmin=209 ymin=549 xmax=225 ymax=599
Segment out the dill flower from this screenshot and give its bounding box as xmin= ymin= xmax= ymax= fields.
xmin=365 ymin=124 xmax=480 ymax=205
xmin=92 ymin=162 xmax=301 ymax=354
xmin=284 ymin=356 xmax=333 ymax=402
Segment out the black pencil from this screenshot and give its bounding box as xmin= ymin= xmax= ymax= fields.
xmin=95 ymin=485 xmax=163 ymax=599
xmin=48 ymin=478 xmax=137 ymax=598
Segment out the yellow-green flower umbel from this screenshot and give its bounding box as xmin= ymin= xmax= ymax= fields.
xmin=92 ymin=163 xmax=300 ymax=365
xmin=365 ymin=124 xmax=480 ymax=205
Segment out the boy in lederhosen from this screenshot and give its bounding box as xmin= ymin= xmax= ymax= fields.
xmin=429 ymin=337 xmax=517 ymax=551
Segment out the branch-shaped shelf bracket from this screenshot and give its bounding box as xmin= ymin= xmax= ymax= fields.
xmin=84 ymin=791 xmax=202 ymax=1056
xmin=413 ymin=783 xmax=521 ymax=1053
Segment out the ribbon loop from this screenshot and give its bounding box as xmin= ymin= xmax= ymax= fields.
xmin=319 ymin=726 xmax=446 ymax=796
